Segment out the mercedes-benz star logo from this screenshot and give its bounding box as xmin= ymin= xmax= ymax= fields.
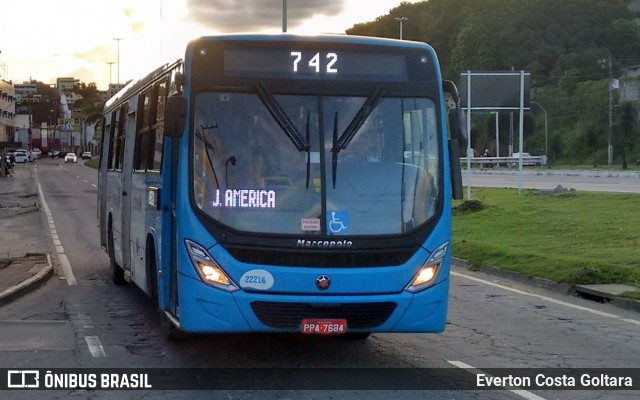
xmin=315 ymin=275 xmax=331 ymax=290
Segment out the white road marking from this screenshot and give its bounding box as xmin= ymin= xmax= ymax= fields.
xmin=57 ymin=254 xmax=77 ymax=285
xmin=451 ymin=271 xmax=640 ymax=324
xmin=85 ymin=336 xmax=106 ymax=357
xmin=36 ymin=171 xmax=78 ymax=286
xmin=448 ymin=360 xmax=547 ymax=400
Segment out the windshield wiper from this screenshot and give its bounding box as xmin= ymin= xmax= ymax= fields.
xmin=330 ymin=88 xmax=383 ymax=188
xmin=199 ymin=124 xmax=221 ymax=188
xmin=255 ymin=83 xmax=309 ymax=152
xmin=336 ymin=87 xmax=384 ymax=150
xmin=331 ymin=112 xmax=339 ymax=188
xmin=305 ymin=110 xmax=311 ymax=189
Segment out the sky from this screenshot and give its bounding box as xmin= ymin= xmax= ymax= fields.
xmin=0 ymin=0 xmax=421 ymax=91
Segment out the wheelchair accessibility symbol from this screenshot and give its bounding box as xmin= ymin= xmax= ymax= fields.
xmin=327 ymin=211 xmax=349 ymax=234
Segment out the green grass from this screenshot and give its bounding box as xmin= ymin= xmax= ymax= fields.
xmin=620 ymin=291 xmax=640 ymax=301
xmin=452 ymin=188 xmax=640 ymax=291
xmin=84 ymin=159 xmax=99 ymax=169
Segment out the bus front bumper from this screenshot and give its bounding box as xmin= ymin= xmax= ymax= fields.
xmin=176 ymin=274 xmax=449 ymax=334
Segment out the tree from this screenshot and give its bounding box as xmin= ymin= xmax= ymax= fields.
xmin=584 ymin=124 xmax=601 ymax=168
xmin=72 ymin=83 xmax=104 ymax=151
xmin=615 ymin=101 xmax=638 ymax=170
xmin=344 ymin=0 xmax=640 ymax=165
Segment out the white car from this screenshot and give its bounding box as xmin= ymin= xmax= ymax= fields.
xmin=14 ymin=150 xmax=29 ymax=163
xmin=64 ymin=153 xmax=78 ymax=163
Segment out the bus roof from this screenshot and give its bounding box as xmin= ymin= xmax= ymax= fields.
xmin=105 ymin=34 xmax=437 ymax=111
xmin=189 ymin=33 xmax=435 ymax=51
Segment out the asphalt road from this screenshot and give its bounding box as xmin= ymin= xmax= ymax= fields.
xmin=462 ymin=168 xmax=640 ymax=193
xmin=0 ymin=159 xmax=638 ymax=399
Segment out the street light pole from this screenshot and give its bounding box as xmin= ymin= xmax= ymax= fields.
xmin=394 ymin=17 xmax=408 ymax=40
xmin=113 ymin=38 xmax=122 ymax=85
xmin=531 ymin=101 xmax=548 ymax=157
xmin=607 ymin=55 xmax=613 ymax=166
xmin=491 ymin=111 xmax=500 ymax=159
xmin=106 ymin=61 xmax=115 ymax=85
xmin=282 ymin=0 xmax=287 ymax=33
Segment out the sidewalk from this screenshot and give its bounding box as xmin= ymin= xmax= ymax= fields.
xmin=0 ymin=163 xmax=54 ymax=306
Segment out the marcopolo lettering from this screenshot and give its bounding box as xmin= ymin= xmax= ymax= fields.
xmin=296 ymin=239 xmax=354 ymax=248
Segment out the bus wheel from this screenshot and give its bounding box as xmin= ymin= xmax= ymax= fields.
xmin=342 ymin=332 xmax=371 ymax=340
xmin=108 ymin=225 xmax=126 ymax=285
xmin=146 ymin=238 xmax=158 ymax=304
xmin=160 ymin=312 xmax=187 ymax=341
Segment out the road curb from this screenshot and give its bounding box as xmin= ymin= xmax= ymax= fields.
xmin=452 ymin=257 xmax=640 ymax=313
xmin=0 ymin=254 xmax=54 ymax=307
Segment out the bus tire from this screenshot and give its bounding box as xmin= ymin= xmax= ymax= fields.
xmin=108 ymin=221 xmax=126 ymax=285
xmin=160 ymin=312 xmax=187 ymax=341
xmin=342 ymin=332 xmax=371 ymax=340
xmin=146 ymin=237 xmax=158 ymax=303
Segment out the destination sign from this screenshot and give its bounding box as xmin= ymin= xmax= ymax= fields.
xmin=223 ymin=48 xmax=409 ymax=81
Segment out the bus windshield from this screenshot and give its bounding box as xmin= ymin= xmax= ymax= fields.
xmin=192 ymin=91 xmax=440 ymax=236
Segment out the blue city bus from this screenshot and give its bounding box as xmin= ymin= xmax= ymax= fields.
xmin=98 ymin=34 xmax=465 ymax=339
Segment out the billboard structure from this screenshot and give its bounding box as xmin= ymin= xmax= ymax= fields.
xmin=459 ymin=71 xmax=531 ymax=198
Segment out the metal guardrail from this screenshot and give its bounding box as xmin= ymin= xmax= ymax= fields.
xmin=460 ymin=155 xmax=547 ymax=168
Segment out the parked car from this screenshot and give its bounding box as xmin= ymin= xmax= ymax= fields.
xmin=81 ymin=151 xmax=92 ymax=160
xmin=64 ymin=153 xmax=77 ymax=163
xmin=14 ymin=150 xmax=30 ymax=163
xmin=17 ymin=149 xmax=37 ymax=162
xmin=31 ymin=148 xmax=42 ymax=159
xmin=56 ymin=151 xmax=68 ymax=158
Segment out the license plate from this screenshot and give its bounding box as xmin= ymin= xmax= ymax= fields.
xmin=301 ymin=319 xmax=347 ymax=335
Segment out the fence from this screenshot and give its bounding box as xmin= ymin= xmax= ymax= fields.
xmin=460 ymin=155 xmax=547 ymax=169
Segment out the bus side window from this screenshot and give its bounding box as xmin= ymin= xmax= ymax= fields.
xmin=109 ymin=110 xmax=119 ymax=170
xmin=133 ymin=93 xmax=144 ymax=170
xmin=114 ymin=104 xmax=128 ymax=171
xmin=106 ymin=113 xmax=116 ymax=170
xmin=133 ymin=89 xmax=152 ymax=171
xmin=150 ymin=80 xmax=167 ymax=171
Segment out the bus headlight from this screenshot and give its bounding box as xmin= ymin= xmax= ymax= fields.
xmin=186 ymin=240 xmax=239 ymax=292
xmin=405 ymin=242 xmax=449 ymax=293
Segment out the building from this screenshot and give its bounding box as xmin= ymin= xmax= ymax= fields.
xmin=57 ymin=77 xmax=82 ymax=104
xmin=0 ymin=80 xmax=17 ymax=145
xmin=106 ymin=82 xmax=127 ymax=101
xmin=14 ymin=82 xmax=37 ymax=97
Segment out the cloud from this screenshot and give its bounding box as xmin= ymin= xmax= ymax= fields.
xmin=66 ymin=67 xmax=97 ymax=86
xmin=73 ymin=45 xmax=115 ymax=63
xmin=186 ymin=0 xmax=345 ymax=32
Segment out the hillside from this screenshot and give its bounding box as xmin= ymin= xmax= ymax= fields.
xmin=346 ymin=0 xmax=640 ymax=167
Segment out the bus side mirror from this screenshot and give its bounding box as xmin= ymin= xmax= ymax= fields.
xmin=449 ymin=138 xmax=464 ymax=200
xmin=443 ymin=80 xmax=465 ymax=200
xmin=164 ymin=95 xmax=187 ymax=138
xmin=442 ymin=80 xmax=467 ymax=150
xmin=449 ymin=108 xmax=468 ymax=150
